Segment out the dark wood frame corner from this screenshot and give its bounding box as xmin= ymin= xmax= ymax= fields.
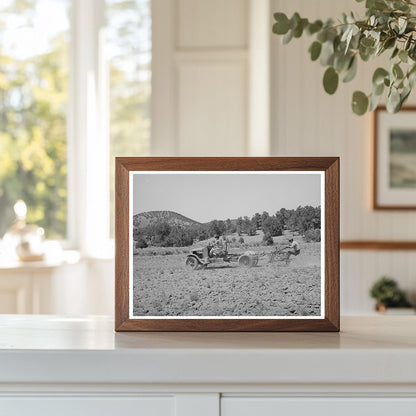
xmin=373 ymin=106 xmax=416 ymax=210
xmin=115 ymin=157 xmax=340 ymax=332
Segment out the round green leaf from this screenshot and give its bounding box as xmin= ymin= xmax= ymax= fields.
xmin=293 ymin=23 xmax=303 ymax=38
xmin=408 ymin=70 xmax=416 ymax=89
xmin=399 ymin=50 xmax=408 ymax=63
xmin=320 ymin=41 xmax=335 ymax=66
xmin=384 ymin=37 xmax=396 ymax=50
xmin=342 ymin=56 xmax=357 ymax=83
xmin=405 ymin=34 xmax=413 ymax=51
xmin=349 ymin=32 xmax=361 ymax=50
xmin=408 ymin=63 xmax=416 ymax=78
xmin=334 ymin=53 xmax=352 ymax=73
xmin=409 ymin=45 xmax=416 ymax=61
xmin=372 ymin=68 xmax=389 ymax=86
xmin=282 ymin=29 xmax=293 ymax=45
xmin=393 ymin=63 xmax=404 ymax=79
xmin=369 ymin=92 xmax=383 ymax=112
xmin=373 ymin=82 xmax=385 ymax=96
xmin=307 ymin=20 xmax=323 ymax=35
xmin=393 ymin=0 xmax=409 ymax=11
xmin=352 ymin=91 xmax=369 ymax=115
xmin=400 ymin=89 xmax=411 ymax=108
xmin=360 ymin=37 xmax=375 ymax=48
xmin=317 ymin=30 xmax=328 ymax=43
xmin=323 ymin=67 xmax=339 ymax=95
xmin=391 ymin=47 xmax=399 ymax=59
xmin=290 ymin=12 xmax=301 ymax=30
xmin=387 ymin=88 xmax=401 ymax=113
xmin=273 ymin=13 xmax=290 ymax=35
xmin=309 ymin=41 xmax=322 ymax=61
xmin=293 ymin=18 xmax=308 ymax=38
xmin=359 ymin=44 xmax=375 ymax=62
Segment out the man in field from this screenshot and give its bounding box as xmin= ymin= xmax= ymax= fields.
xmin=209 ymin=234 xmax=226 ymax=257
xmin=283 ymin=237 xmax=300 ymax=261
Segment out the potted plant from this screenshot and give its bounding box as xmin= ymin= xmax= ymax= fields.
xmin=369 ymin=276 xmax=414 ymax=313
xmin=272 ymin=0 xmax=416 ymax=115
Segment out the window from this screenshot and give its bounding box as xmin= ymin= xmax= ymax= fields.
xmin=0 ymin=0 xmax=151 ymax=251
xmin=0 ymin=0 xmax=70 ymax=239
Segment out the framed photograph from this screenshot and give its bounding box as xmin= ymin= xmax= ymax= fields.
xmin=115 ymin=157 xmax=339 ymax=332
xmin=374 ymin=106 xmax=416 ymax=209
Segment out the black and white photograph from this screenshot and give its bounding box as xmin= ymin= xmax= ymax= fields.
xmin=130 ymin=172 xmax=324 ymax=319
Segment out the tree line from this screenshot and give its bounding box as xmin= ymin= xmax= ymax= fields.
xmin=134 ymin=206 xmax=321 ymax=248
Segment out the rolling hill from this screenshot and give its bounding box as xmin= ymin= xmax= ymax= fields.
xmin=133 ymin=211 xmax=201 ymax=229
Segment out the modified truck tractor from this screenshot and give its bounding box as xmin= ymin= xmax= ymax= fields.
xmin=185 ymin=242 xmax=259 ymax=270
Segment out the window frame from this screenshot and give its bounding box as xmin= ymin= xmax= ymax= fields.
xmin=68 ymin=0 xmax=152 ymax=258
xmin=67 ymin=0 xmax=112 ymax=257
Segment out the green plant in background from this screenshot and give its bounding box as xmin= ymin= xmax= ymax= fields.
xmin=369 ymin=276 xmax=412 ymax=308
xmin=272 ymin=0 xmax=416 ymax=115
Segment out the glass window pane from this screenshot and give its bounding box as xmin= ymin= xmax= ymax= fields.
xmin=0 ymin=0 xmax=70 ymax=239
xmin=106 ymin=0 xmax=151 ymax=237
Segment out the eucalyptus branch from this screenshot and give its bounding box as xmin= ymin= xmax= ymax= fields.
xmin=272 ymin=0 xmax=416 ymax=115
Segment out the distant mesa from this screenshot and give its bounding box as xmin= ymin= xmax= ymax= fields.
xmin=133 ymin=211 xmax=201 ymax=228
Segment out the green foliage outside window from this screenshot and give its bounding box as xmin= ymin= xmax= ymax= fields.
xmin=0 ymin=1 xmax=69 ymax=238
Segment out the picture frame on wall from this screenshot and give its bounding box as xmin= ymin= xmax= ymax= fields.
xmin=374 ymin=106 xmax=416 ymax=210
xmin=115 ymin=157 xmax=339 ymax=332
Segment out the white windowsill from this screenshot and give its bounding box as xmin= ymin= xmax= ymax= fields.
xmin=0 ymin=237 xmax=115 ymax=270
xmin=0 ymin=250 xmax=82 ymax=271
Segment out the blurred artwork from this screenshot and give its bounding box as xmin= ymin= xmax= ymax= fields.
xmin=373 ymin=108 xmax=416 ymax=209
xmin=390 ymin=129 xmax=416 ymax=188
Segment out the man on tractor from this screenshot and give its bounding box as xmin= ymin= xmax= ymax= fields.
xmin=283 ymin=237 xmax=300 ymax=261
xmin=209 ymin=234 xmax=226 ymax=257
xmin=200 ymin=235 xmax=226 ymax=266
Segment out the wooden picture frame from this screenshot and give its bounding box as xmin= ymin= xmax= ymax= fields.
xmin=373 ymin=106 xmax=416 ymax=210
xmin=115 ymin=157 xmax=339 ymax=332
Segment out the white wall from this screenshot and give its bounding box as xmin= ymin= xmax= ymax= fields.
xmin=152 ymin=0 xmax=256 ymax=156
xmin=271 ymin=0 xmax=416 ymax=313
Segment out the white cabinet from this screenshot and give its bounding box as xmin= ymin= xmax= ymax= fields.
xmin=222 ymin=398 xmax=416 ymax=416
xmin=1 ymin=316 xmax=416 ymax=415
xmin=1 ymin=397 xmax=175 ymax=416
xmin=3 ymin=396 xmax=416 ymax=416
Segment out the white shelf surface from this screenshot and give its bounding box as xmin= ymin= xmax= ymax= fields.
xmin=0 ymin=315 xmax=415 ymax=387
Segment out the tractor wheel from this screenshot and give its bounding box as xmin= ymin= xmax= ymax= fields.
xmin=239 ymin=255 xmax=253 ymax=268
xmin=185 ymin=256 xmax=200 ymax=270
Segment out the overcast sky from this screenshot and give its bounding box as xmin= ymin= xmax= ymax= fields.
xmin=132 ymin=172 xmax=322 ymax=223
